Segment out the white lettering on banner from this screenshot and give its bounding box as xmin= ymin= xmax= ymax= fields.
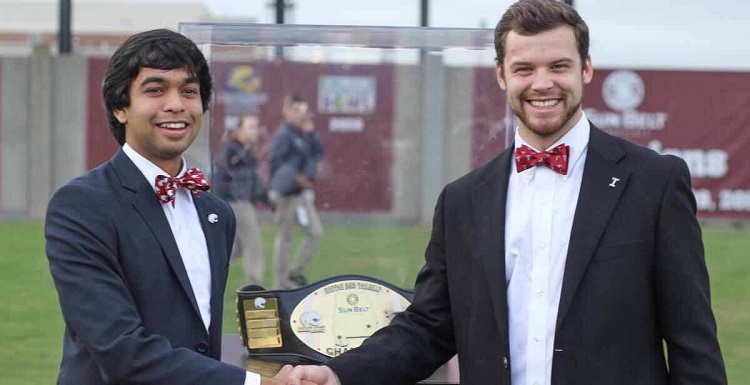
xmin=719 ymin=190 xmax=750 ymax=211
xmin=622 ymin=111 xmax=669 ymax=130
xmin=693 ymin=188 xmax=717 ymax=211
xmin=329 ymin=117 xmax=364 ymax=132
xmin=648 ymin=140 xmax=728 ymax=179
xmin=585 ymin=109 xmax=669 ymax=131
xmin=691 ymin=189 xmax=750 ymax=212
xmin=586 ymin=109 xmax=621 ymax=128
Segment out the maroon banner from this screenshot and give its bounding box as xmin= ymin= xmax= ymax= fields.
xmin=472 ymin=68 xmax=508 ymax=168
xmin=470 ymin=67 xmax=750 ymax=220
xmin=84 ymin=61 xmax=750 ymax=219
xmin=86 ymin=58 xmax=120 ymax=169
xmin=209 ymin=60 xmax=394 ymax=213
xmin=583 ymin=69 xmax=750 ymax=220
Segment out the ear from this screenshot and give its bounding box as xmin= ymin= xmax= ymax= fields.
xmin=113 ymin=109 xmax=127 ymax=124
xmin=582 ymin=55 xmax=593 ymax=85
xmin=495 ymin=62 xmax=507 ymax=91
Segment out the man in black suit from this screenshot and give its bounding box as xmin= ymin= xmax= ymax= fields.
xmin=288 ymin=1 xmax=727 ymax=384
xmin=45 ymin=29 xmax=294 ymax=385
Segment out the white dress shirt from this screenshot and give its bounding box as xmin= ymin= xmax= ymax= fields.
xmin=505 ymin=112 xmax=590 ymax=385
xmin=123 ymin=144 xmax=260 ymax=385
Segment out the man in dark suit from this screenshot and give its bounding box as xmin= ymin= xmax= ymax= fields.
xmin=288 ymin=1 xmax=727 ymax=384
xmin=45 ymin=29 xmax=293 ymax=385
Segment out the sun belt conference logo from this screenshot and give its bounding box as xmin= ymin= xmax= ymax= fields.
xmin=585 ymin=69 xmax=668 ymax=131
xmin=602 ymin=70 xmax=645 ymax=112
xmin=346 ymin=293 xmax=359 ymax=306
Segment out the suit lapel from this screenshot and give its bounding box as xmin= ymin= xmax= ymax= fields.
xmin=556 ymin=126 xmax=630 ymax=329
xmin=111 ymin=150 xmax=203 ymax=322
xmin=472 ymin=149 xmax=513 ymax=342
xmin=192 ymin=194 xmax=223 ymax=321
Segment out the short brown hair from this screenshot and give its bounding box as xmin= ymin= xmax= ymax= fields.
xmin=494 ymin=0 xmax=589 ymax=68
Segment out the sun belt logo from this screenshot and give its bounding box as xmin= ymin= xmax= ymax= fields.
xmin=585 ymin=70 xmax=669 ymax=131
xmin=603 ymin=70 xmax=645 ymax=112
xmin=346 ymin=293 xmax=359 ymax=306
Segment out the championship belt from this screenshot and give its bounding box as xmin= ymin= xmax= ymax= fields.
xmin=236 ymin=275 xmax=413 ymax=363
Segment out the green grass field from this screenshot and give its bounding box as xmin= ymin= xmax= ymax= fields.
xmin=1 ymin=221 xmax=747 ymax=384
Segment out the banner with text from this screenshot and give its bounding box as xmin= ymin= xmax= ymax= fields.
xmin=582 ymin=69 xmax=750 ymax=220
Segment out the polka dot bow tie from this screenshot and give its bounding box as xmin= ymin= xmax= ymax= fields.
xmin=514 ymin=143 xmax=570 ymax=175
xmin=154 ymin=168 xmax=210 ymax=207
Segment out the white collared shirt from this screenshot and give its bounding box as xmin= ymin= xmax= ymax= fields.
xmin=505 ymin=112 xmax=590 ymax=385
xmin=123 ymin=143 xmax=213 ymax=330
xmin=123 ymin=145 xmax=261 ymax=385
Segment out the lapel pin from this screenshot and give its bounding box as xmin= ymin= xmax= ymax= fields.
xmin=609 ymin=177 xmax=620 ymax=188
xmin=208 ymin=213 xmax=218 ymax=223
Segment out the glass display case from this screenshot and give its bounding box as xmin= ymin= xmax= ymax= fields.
xmin=180 ymin=23 xmax=511 ymax=225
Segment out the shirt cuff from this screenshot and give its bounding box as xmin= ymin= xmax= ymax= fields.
xmin=245 ymin=371 xmax=261 ymax=385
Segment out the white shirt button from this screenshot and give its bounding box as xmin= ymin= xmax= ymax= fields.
xmin=534 ymin=336 xmax=540 ymax=342
xmin=539 ymin=243 xmax=546 ymax=250
xmin=536 ymin=290 xmax=544 ymax=297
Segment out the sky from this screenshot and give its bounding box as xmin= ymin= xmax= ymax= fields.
xmin=131 ymin=0 xmax=750 ymax=70
xmin=201 ymin=0 xmax=749 ymax=28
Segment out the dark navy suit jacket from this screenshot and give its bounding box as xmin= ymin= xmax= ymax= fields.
xmin=45 ymin=149 xmax=247 ymax=384
xmin=326 ymin=125 xmax=727 ymax=385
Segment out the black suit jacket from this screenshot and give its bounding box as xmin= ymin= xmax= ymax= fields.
xmin=326 ymin=125 xmax=726 ymax=385
xmin=45 ymin=150 xmax=247 ymax=385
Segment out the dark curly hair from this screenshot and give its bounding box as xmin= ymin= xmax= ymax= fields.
xmin=102 ymin=29 xmax=213 ymax=145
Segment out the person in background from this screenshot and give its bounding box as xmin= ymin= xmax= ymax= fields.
xmin=287 ymin=1 xmax=727 ymax=384
xmin=214 ymin=113 xmax=271 ymax=287
xmin=268 ymin=94 xmax=325 ymax=289
xmin=45 ymin=28 xmax=295 ymax=385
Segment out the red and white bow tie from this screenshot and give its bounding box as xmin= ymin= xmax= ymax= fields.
xmin=514 ymin=143 xmax=570 ymax=175
xmin=155 ymin=167 xmax=210 ymax=207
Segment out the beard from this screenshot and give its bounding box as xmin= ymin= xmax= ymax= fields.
xmin=511 ymin=97 xmax=582 ymax=138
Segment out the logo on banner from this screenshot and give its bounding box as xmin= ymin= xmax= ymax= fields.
xmin=585 ymin=70 xmax=669 ymax=132
xmin=227 ymin=65 xmax=262 ymax=94
xmin=602 ymin=70 xmax=645 ymax=112
xmin=318 ymin=75 xmax=376 ymax=114
xmin=221 ymin=65 xmax=268 ymax=114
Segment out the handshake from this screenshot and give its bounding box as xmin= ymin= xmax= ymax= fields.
xmin=264 ymin=364 xmax=340 ymax=385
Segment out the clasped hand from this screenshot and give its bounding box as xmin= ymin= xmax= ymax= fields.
xmin=263 ymin=364 xmax=341 ymax=385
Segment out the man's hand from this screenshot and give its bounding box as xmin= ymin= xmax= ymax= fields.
xmin=287 ymin=365 xmax=341 ymax=385
xmin=261 ymin=364 xmax=320 ymax=385
xmin=296 ymin=174 xmax=312 ymax=188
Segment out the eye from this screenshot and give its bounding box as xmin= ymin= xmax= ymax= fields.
xmin=145 ymin=87 xmax=163 ymax=94
xmin=182 ymin=87 xmax=199 ymax=97
xmin=515 ymin=67 xmax=532 ymax=74
xmin=552 ymin=63 xmax=569 ymax=70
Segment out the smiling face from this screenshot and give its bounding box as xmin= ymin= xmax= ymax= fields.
xmin=114 ymin=67 xmax=203 ymax=176
xmin=496 ymin=25 xmax=592 ymax=150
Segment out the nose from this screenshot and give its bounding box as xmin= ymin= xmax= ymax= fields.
xmin=162 ymin=89 xmax=186 ymax=113
xmin=531 ymin=70 xmax=553 ymax=91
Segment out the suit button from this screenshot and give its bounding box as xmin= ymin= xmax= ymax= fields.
xmin=196 ymin=342 xmax=208 ymax=354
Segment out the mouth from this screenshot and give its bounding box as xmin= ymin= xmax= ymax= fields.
xmin=157 ymin=121 xmax=189 ymax=130
xmin=527 ymin=99 xmax=561 ymax=109
xmin=155 ymin=121 xmax=191 ymax=138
